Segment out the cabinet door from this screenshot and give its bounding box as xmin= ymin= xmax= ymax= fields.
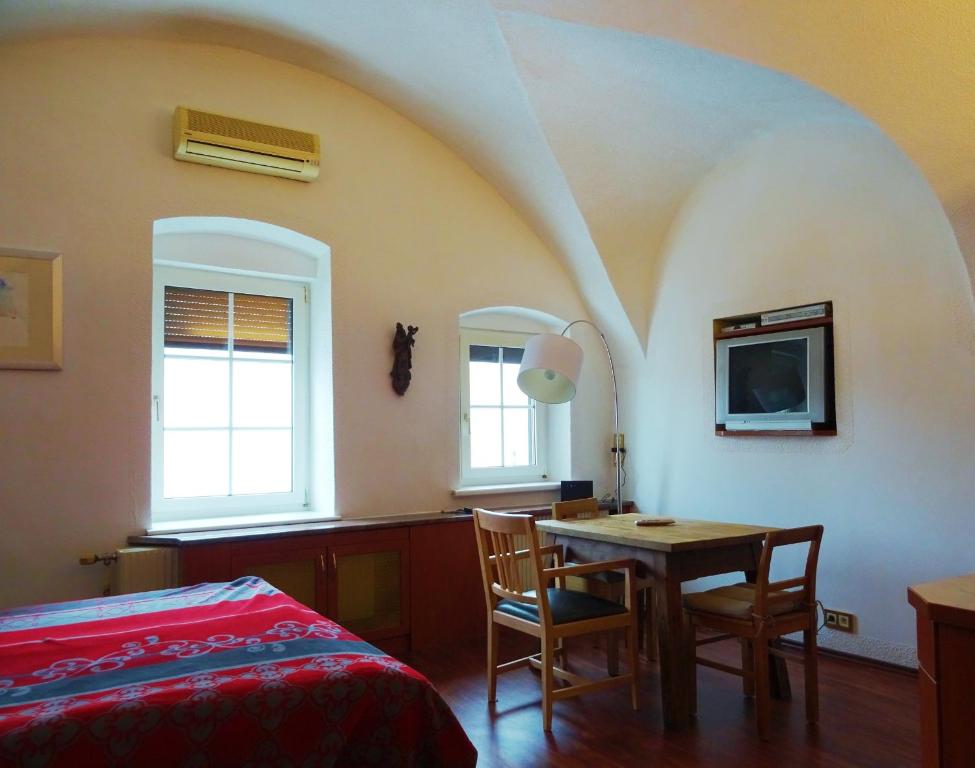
xmin=327 ymin=539 xmax=410 ymax=642
xmin=410 ymin=519 xmax=485 ymax=652
xmin=231 ymin=547 xmax=327 ymax=614
xmin=939 ymin=624 xmax=975 ymax=768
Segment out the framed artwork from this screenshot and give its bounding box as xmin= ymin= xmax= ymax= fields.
xmin=0 ymin=248 xmax=62 ymax=370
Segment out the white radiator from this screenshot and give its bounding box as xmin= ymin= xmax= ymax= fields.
xmin=111 ymin=547 xmax=179 ymax=595
xmin=513 ymin=530 xmax=545 ymax=591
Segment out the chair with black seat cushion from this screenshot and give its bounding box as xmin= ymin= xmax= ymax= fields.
xmin=551 ymin=497 xmax=657 ymax=661
xmin=551 ymin=497 xmax=619 ymax=604
xmin=472 ymin=507 xmax=639 ymax=731
xmin=683 ymin=524 xmax=824 ymax=740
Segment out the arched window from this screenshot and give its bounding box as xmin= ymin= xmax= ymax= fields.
xmin=457 ymin=308 xmax=570 ymax=492
xmin=150 ymin=217 xmax=333 ymax=531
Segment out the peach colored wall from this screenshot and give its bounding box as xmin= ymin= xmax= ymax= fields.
xmin=0 ymin=37 xmax=606 ymax=608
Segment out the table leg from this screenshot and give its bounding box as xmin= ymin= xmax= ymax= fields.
xmin=607 ymin=631 xmax=620 ymax=676
xmin=656 ymin=559 xmax=691 ymax=731
xmin=769 ymin=639 xmax=792 ymax=700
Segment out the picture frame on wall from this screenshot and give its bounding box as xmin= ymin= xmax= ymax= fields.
xmin=0 ymin=248 xmax=63 ymax=370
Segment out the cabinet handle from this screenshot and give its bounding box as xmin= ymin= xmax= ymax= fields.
xmin=319 ymin=554 xmax=325 ymax=574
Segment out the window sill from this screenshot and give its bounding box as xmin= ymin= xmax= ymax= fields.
xmin=452 ymin=481 xmax=560 ymax=497
xmin=147 ymin=510 xmax=338 ymax=535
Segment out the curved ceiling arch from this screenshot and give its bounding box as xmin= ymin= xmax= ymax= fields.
xmin=0 ymin=0 xmax=633 ymax=355
xmin=497 ymin=0 xmax=975 ymax=296
xmin=497 ymin=11 xmax=867 ymax=346
xmin=2 ymin=0 xmax=943 ymax=357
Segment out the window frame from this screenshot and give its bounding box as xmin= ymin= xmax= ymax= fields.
xmin=459 ymin=328 xmax=548 ymax=486
xmin=151 ymin=265 xmax=310 ymax=523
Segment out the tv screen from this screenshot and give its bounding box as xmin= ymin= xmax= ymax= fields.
xmin=728 ymin=337 xmax=808 ymax=415
xmin=715 ymin=325 xmax=826 ymax=428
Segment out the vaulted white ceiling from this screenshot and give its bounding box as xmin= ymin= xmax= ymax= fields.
xmin=2 ymin=0 xmax=970 ymax=350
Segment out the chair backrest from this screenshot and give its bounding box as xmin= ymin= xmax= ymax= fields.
xmin=472 ymin=508 xmax=548 ymax=611
xmin=753 ymin=525 xmax=824 ymax=619
xmin=551 ymin=496 xmax=602 ymax=521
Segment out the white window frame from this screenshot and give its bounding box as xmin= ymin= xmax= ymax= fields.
xmin=459 ymin=328 xmax=548 ymax=486
xmin=151 ymin=266 xmax=310 ymax=523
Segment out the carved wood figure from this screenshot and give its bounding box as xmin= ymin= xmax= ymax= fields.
xmin=391 ymin=322 xmax=419 ymax=395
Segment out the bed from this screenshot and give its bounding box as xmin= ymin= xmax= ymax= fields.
xmin=0 ymin=577 xmax=476 ymax=767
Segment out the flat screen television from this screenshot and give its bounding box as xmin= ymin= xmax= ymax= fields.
xmin=715 ymin=326 xmax=827 ymax=431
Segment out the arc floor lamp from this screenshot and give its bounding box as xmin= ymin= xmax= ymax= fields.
xmin=516 ymin=320 xmax=623 ymax=513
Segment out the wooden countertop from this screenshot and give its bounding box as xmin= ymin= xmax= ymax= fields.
xmin=129 ymin=502 xmax=569 ymax=547
xmin=908 ymin=572 xmax=975 ymax=630
xmin=130 ymin=510 xmax=478 ymax=547
xmin=536 ymin=513 xmax=775 ymax=553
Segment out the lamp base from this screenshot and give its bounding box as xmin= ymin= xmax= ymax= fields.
xmin=598 ymin=500 xmax=631 ymax=515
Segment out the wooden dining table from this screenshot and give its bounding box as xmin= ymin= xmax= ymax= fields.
xmin=535 ymin=512 xmax=781 ymax=731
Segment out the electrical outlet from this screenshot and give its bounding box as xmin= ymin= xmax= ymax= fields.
xmin=823 ymin=608 xmax=856 ymax=634
xmin=611 ymin=433 xmax=626 ymax=466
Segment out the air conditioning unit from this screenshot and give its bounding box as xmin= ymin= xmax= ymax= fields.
xmin=173 ymin=106 xmax=320 ymax=182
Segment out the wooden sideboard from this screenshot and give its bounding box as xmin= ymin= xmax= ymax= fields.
xmin=131 ymin=503 xmax=628 ymax=655
xmin=131 ymin=508 xmax=562 ymax=656
xmin=908 ymin=573 xmax=975 ymax=768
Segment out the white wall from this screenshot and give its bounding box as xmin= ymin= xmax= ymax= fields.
xmin=0 ymin=37 xmax=611 ymax=608
xmin=629 ymin=120 xmax=975 ymax=664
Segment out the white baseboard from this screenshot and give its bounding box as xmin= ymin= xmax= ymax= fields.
xmin=785 ymin=629 xmax=918 ymax=669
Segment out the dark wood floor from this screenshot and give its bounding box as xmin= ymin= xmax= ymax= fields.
xmin=407 ymin=633 xmax=920 ymax=768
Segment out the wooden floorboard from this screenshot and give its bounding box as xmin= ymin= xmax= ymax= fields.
xmin=406 ymin=632 xmax=920 ymax=767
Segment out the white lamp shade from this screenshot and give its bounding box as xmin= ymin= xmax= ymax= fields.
xmin=517 ymin=333 xmax=583 ymax=404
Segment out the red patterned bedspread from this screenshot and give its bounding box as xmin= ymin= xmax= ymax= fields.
xmin=0 ymin=577 xmax=476 ymax=767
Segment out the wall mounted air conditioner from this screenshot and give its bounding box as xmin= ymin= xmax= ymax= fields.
xmin=173 ymin=106 xmax=320 ymax=182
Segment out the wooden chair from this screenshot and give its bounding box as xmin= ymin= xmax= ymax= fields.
xmin=683 ymin=524 xmax=824 ymax=740
xmin=472 ymin=508 xmax=640 ymax=731
xmin=551 ymin=497 xmax=657 ymax=661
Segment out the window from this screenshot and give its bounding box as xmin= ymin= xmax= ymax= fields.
xmin=459 ymin=329 xmax=547 ymax=485
xmin=150 ymin=216 xmax=333 ymax=532
xmin=151 ymin=266 xmax=309 ymax=522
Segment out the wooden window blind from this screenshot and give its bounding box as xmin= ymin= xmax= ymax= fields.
xmin=164 ymin=286 xmax=292 ymax=353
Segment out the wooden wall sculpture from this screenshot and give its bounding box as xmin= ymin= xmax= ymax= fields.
xmin=391 ymin=322 xmax=419 ymax=395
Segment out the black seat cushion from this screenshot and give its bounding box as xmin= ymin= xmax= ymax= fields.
xmin=496 ymin=588 xmax=627 ymax=625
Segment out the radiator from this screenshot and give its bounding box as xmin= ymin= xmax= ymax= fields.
xmin=513 ymin=531 xmax=542 ymax=591
xmin=516 ymin=529 xmax=587 ymax=593
xmin=110 ymin=547 xmax=179 ymax=595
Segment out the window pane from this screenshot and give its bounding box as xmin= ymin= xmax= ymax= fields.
xmin=502 ymin=361 xmax=529 ymax=406
xmin=233 ymin=361 xmax=292 ymax=428
xmin=233 ymin=293 xmax=293 ymax=354
xmin=232 ymin=429 xmax=292 ymax=495
xmin=501 ymin=347 xmax=524 ymax=364
xmin=164 ymin=430 xmax=229 ymax=498
xmin=469 ymin=345 xmax=499 ymax=363
xmin=232 ymin=349 xmax=292 ymax=362
xmin=503 ymin=408 xmax=532 ymax=467
xmin=470 ymin=407 xmax=502 ymax=468
xmin=469 ymin=360 xmax=501 ymax=406
xmin=163 ymin=358 xmax=229 ymax=428
xmin=164 ymin=287 xmax=229 ymax=351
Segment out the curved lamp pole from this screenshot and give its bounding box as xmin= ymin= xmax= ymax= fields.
xmin=516 ymin=320 xmax=623 ymax=514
